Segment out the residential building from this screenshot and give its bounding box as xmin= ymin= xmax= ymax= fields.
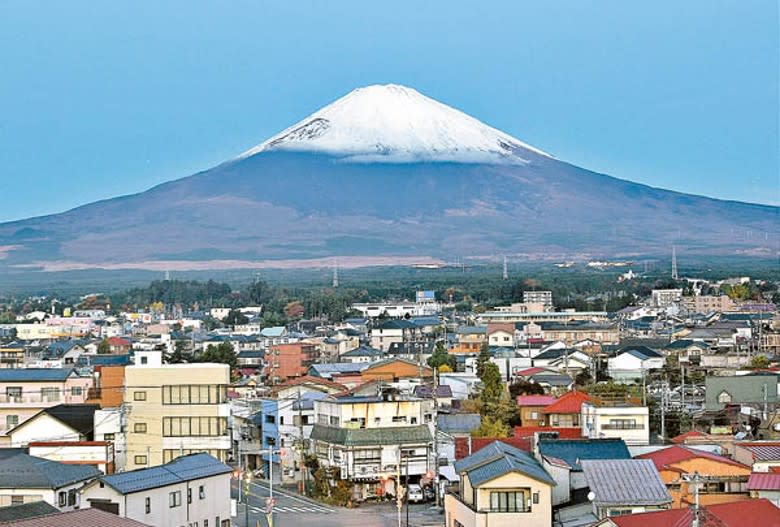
xmin=28 ymin=441 xmax=115 ymax=474
xmin=487 ymin=323 xmax=516 ymax=348
xmin=451 ymin=326 xmax=487 ymax=355
xmin=369 ymin=320 xmax=422 ymax=352
xmin=537 ymin=322 xmax=619 ymax=347
xmin=80 ymin=452 xmax=231 ymax=527
xmin=734 ymin=442 xmax=780 ymax=472
xmin=124 ymin=354 xmax=231 ymax=470
xmin=85 ymin=365 xmax=126 ymax=408
xmin=681 ymin=294 xmax=735 ymax=313
xmin=339 ymin=345 xmax=384 ymax=364
xmin=523 ymin=290 xmax=553 ymax=309
xmin=637 ymin=445 xmax=751 ymax=507
xmin=445 ymin=440 xmax=555 ymax=527
xmin=705 ymin=374 xmax=779 ymax=412
xmin=517 ymin=396 xmax=556 ymax=427
xmin=651 ymin=289 xmax=683 ymax=309
xmin=265 ymin=343 xmax=318 ymax=383
xmin=607 ymin=346 xmax=665 ymax=382
xmin=0 ymin=451 xmax=100 ymax=510
xmin=595 ymin=498 xmax=780 ymax=527
xmin=581 ymin=400 xmax=650 ymax=445
xmin=0 ymin=369 xmax=92 ymax=443
xmin=542 ymin=390 xmax=591 ymax=428
xmin=8 ymin=403 xmax=98 ymax=447
xmin=581 ymin=459 xmax=672 ymax=518
xmin=748 ymin=472 xmax=780 ymax=506
xmin=360 ymin=357 xmax=432 ymax=384
xmin=0 ymin=342 xmax=25 ymax=369
xmin=309 ymin=392 xmax=434 ymax=499
xmin=664 ymin=339 xmax=711 ymax=365
xmin=0 ymin=507 xmax=152 ymax=527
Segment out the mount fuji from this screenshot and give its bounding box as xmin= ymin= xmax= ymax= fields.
xmin=0 ymin=84 xmax=777 ymax=271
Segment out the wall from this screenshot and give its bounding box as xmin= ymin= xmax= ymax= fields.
xmin=10 ymin=414 xmax=81 ymax=447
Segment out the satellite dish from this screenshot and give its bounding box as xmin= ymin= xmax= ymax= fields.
xmin=587 ymin=491 xmax=596 ymax=502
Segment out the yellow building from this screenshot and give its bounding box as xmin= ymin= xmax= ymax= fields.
xmin=445 ymin=441 xmax=554 ymax=527
xmin=124 ymin=351 xmax=230 ymax=470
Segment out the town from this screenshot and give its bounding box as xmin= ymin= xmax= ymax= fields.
xmin=0 ymin=264 xmax=778 ymax=527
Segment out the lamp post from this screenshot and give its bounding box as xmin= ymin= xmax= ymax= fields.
xmin=243 ymin=469 xmax=252 ymax=527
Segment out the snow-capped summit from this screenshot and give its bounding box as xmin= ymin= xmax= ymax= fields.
xmin=239 ymin=84 xmax=550 ymax=163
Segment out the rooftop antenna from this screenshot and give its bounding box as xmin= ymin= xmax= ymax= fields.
xmin=332 ymin=259 xmax=339 ymax=288
xmin=502 ymin=255 xmax=508 ymax=280
xmin=671 ymin=245 xmax=679 ymax=281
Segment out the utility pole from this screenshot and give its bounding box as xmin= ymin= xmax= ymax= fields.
xmin=660 ymin=378 xmax=667 ymax=443
xmin=432 ymin=367 xmax=442 ymax=511
xmin=671 ymin=245 xmax=679 ymax=280
xmin=297 ymin=388 xmax=306 ymax=495
xmin=396 ymin=447 xmax=403 ymax=527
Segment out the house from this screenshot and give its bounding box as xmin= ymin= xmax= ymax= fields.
xmin=445 ymin=440 xmax=555 ymax=527
xmin=451 ymin=325 xmax=487 ymax=355
xmin=265 ymin=343 xmax=318 ymax=383
xmin=0 ymin=342 xmax=25 ymax=369
xmin=369 ymin=320 xmax=422 ymax=352
xmin=28 ymin=441 xmax=115 ymax=475
xmin=537 ymin=321 xmax=619 ymax=347
xmin=542 ymin=390 xmax=591 ymax=428
xmin=595 ymin=498 xmax=780 ymax=527
xmin=0 ymin=501 xmax=58 ymax=523
xmin=487 ymin=323 xmax=516 ymax=348
xmin=637 ymin=445 xmax=751 ymax=507
xmin=0 ymin=369 xmax=92 ymax=445
xmin=309 ymin=391 xmax=435 ymax=500
xmin=0 ymin=507 xmax=152 ymax=526
xmin=517 ymin=395 xmax=557 ymax=427
xmin=123 ymin=353 xmax=231 ymax=470
xmin=748 ymin=472 xmax=780 ymax=506
xmin=80 ymin=452 xmax=231 ymax=527
xmin=105 ymin=337 xmax=132 ymax=354
xmin=664 ymin=339 xmax=711 ymax=365
xmin=8 ymin=403 xmax=99 ymax=447
xmin=360 ymin=357 xmax=432 ymax=383
xmin=581 ymin=399 xmax=650 ymax=446
xmin=607 ymin=346 xmax=665 ymax=382
xmin=0 ymin=451 xmax=100 ymax=510
xmin=581 ymin=459 xmax=672 ymax=518
xmin=706 ymin=374 xmax=780 ymax=412
xmin=339 ymin=345 xmax=384 ymax=364
xmin=532 ymin=347 xmax=591 ymax=375
xmin=537 ymin=438 xmax=631 ymax=505
xmin=734 ymin=442 xmax=780 ymax=472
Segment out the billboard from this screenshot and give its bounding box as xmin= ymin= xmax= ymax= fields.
xmin=416 ymin=290 xmax=436 ymax=303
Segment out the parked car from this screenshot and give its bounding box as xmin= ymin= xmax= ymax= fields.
xmin=423 ymin=485 xmax=435 ymax=502
xmin=407 ymin=484 xmax=424 ymax=503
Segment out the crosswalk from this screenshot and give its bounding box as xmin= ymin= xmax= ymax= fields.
xmin=250 ymin=504 xmax=335 ymax=515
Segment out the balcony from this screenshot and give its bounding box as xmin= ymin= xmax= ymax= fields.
xmin=601 ymin=424 xmax=645 ymax=430
xmin=0 ymin=393 xmax=78 ymax=406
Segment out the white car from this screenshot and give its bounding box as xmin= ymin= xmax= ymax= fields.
xmin=407 ymin=484 xmax=424 ymax=503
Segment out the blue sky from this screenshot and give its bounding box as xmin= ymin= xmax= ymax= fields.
xmin=0 ymin=1 xmax=777 ymax=222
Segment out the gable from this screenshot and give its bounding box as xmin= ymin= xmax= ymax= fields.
xmin=9 ymin=413 xmax=82 ymax=443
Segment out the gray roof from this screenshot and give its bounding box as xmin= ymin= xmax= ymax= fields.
xmin=0 ymin=501 xmax=59 ymax=522
xmin=437 ymin=413 xmax=481 ymax=434
xmin=454 ymin=441 xmax=554 ymax=487
xmin=0 ymin=368 xmax=75 ymax=382
xmin=310 ymin=425 xmax=432 ymax=447
xmin=581 ymin=459 xmax=671 ymax=507
xmin=0 ymin=453 xmax=100 ymax=489
xmin=99 ymin=453 xmax=231 ymax=494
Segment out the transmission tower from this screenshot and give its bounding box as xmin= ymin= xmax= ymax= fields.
xmin=502 ymin=255 xmax=508 ymax=280
xmin=332 ymin=259 xmax=339 ymax=288
xmin=671 ymin=245 xmax=679 ymax=280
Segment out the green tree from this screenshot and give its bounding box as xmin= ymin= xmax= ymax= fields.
xmin=166 ymin=340 xmax=190 ymax=364
xmin=224 ymin=309 xmax=249 ymax=326
xmin=476 ymin=343 xmax=491 ymax=378
xmin=471 ymin=415 xmax=510 ymax=438
xmin=198 ymin=342 xmax=237 ymax=369
xmin=749 ymin=355 xmax=770 ymax=369
xmin=508 ymin=379 xmax=545 ymax=398
xmin=427 ymin=342 xmax=456 ymax=370
xmin=479 ymin=362 xmax=503 ymax=408
xmin=97 ymin=339 xmax=111 ymax=355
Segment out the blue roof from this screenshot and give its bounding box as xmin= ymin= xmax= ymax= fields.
xmin=0 ymin=368 xmax=75 ymax=382
xmin=538 ymin=438 xmax=630 ymax=471
xmin=260 ymin=326 xmax=286 ymax=337
xmin=99 ymin=453 xmax=231 ymax=494
xmin=454 ymin=441 xmax=554 ymax=486
xmin=437 ymin=413 xmax=481 ymax=434
xmin=77 ymin=354 xmax=132 ymax=367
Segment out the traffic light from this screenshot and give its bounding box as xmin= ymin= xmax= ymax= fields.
xmin=232 ymin=469 xmax=241 ymax=479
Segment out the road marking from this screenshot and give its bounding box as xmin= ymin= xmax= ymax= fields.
xmin=248 ymin=481 xmax=327 ymax=507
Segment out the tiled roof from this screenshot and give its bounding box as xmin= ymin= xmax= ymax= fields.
xmin=637 ymin=445 xmax=750 ymax=471
xmin=0 ymin=368 xmax=74 ymax=382
xmin=542 ymin=390 xmax=591 ymax=414
xmin=738 ymin=443 xmax=780 ymax=461
xmin=453 ymin=441 xmax=554 ymax=487
xmin=0 ymin=453 xmax=100 ymax=489
xmin=538 ymin=438 xmax=630 ymax=471
xmin=0 ymin=502 xmax=59 ymax=522
xmin=516 ymin=395 xmax=557 ymax=407
xmin=0 ymin=508 xmax=151 ymax=526
xmin=310 ymin=425 xmax=432 ymax=447
xmin=581 ymin=459 xmax=671 ymax=507
xmin=99 ymin=453 xmax=231 ymax=494
xmin=748 ymin=472 xmax=780 ymax=490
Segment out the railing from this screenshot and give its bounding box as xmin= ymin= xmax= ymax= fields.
xmin=601 ymin=424 xmax=644 ymax=430
xmin=0 ymin=394 xmax=64 ymax=404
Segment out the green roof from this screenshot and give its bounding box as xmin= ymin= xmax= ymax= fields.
xmin=310 ymin=425 xmax=432 ymax=446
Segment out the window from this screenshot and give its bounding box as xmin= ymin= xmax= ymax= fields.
xmin=145 ymin=497 xmax=151 ymax=514
xmin=604 ymin=419 xmax=638 ymax=430
xmin=410 ymin=417 xmax=418 ymax=424
xmin=718 ymin=391 xmax=732 ymax=404
xmin=279 ymin=416 xmax=285 ymax=425
xmin=169 ymin=490 xmax=182 ymax=508
xmin=329 ymin=416 xmax=339 ymax=426
xmin=104 ymin=433 xmax=115 ymax=441
xmin=6 ymin=415 xmax=19 ymax=429
xmin=391 ymin=416 xmax=407 ymax=423
xmin=135 ymin=455 xmax=148 ymax=465
xmin=163 ymin=385 xmax=227 ymax=405
xmin=265 ymin=415 xmax=275 ymax=424
xmin=199 ymin=485 xmax=205 ymax=499
xmin=266 ymin=436 xmax=276 ymax=446
xmin=532 ymin=492 xmax=539 ymax=504
xmin=140 ymin=356 xmax=148 ymax=365
xmin=134 ymin=391 xmax=147 ymax=401
xmin=59 ymin=491 xmax=67 ymax=507
xmin=489 ymin=490 xmax=528 ymax=512
xmin=134 ymin=422 xmax=147 ymax=433
xmin=41 ymin=387 xmax=60 ymax=402
xmin=187 ymin=488 xmax=192 ymax=504
xmin=67 ymin=489 xmax=76 ymax=506
xmin=11 ymin=495 xmax=23 ymax=505
xmin=5 ymin=387 xmax=21 ymax=399
xmin=204 ymin=520 xmax=208 ymax=527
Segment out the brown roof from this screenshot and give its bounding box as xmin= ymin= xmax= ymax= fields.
xmin=0 ymin=508 xmax=151 ymax=526
xmin=269 ymin=375 xmax=346 ymax=395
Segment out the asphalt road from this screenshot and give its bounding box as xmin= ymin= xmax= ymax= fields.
xmin=231 ymin=480 xmax=444 ymax=527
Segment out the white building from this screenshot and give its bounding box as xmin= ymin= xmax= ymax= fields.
xmin=80 ymin=452 xmax=232 ymax=527
xmin=581 ymin=401 xmax=650 ymax=446
xmin=651 ymin=289 xmax=683 ymax=309
xmin=523 ymin=290 xmax=553 ymax=309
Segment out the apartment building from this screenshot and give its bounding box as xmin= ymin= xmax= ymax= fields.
xmin=265 ymin=343 xmax=318 ymax=383
xmin=0 ymin=368 xmax=92 ymax=444
xmin=523 ymin=290 xmax=553 ymax=309
xmin=581 ymin=400 xmax=650 ymax=446
xmin=124 ymin=351 xmax=230 ymax=470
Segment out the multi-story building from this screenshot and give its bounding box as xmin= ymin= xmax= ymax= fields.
xmin=0 ymin=368 xmax=92 ymax=444
xmin=523 ymin=290 xmax=553 ymax=309
xmin=369 ymin=320 xmax=423 ymax=352
xmin=581 ymin=400 xmax=650 ymax=446
xmin=681 ymin=294 xmax=735 ymax=313
xmin=651 ymin=289 xmax=683 ymax=309
xmin=309 ymin=391 xmax=435 ymax=500
xmin=265 ymin=343 xmax=318 ymax=383
xmin=124 ymin=351 xmax=230 ymax=470
xmin=452 ymin=326 xmax=487 ymax=355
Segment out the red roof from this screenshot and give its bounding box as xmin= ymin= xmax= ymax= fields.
xmin=637 ymin=445 xmax=750 ymax=472
xmin=542 ymin=390 xmax=591 ymax=414
xmin=454 ymin=436 xmax=531 ymax=459
xmin=106 ymin=337 xmax=130 ymax=346
xmin=671 ymin=430 xmax=709 ymax=443
xmin=611 ymin=499 xmax=780 ymax=527
xmin=749 ymin=472 xmax=780 ymax=491
xmin=514 ymin=426 xmax=582 ymax=439
xmin=516 ymin=395 xmax=557 ymax=407
xmin=515 ymin=367 xmax=547 ymax=376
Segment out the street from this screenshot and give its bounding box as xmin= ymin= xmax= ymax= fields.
xmin=231 ymin=480 xmax=444 ymax=527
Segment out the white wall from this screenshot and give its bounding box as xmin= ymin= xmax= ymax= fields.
xmin=10 ymin=414 xmax=81 ymax=447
